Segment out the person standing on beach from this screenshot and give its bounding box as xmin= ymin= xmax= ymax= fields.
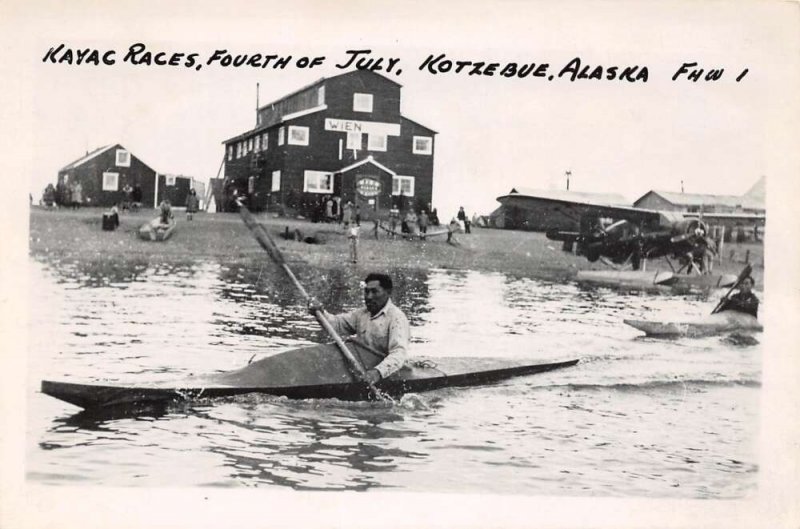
xmin=185 ymin=189 xmax=200 ymax=221
xmin=458 ymin=206 xmax=470 ymax=234
xmin=418 ymin=210 xmax=429 ymax=240
xmin=307 ymin=273 xmax=409 ymax=383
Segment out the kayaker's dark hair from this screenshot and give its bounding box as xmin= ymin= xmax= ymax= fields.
xmin=365 ymin=273 xmax=393 ymax=292
xmin=743 ymin=275 xmax=755 ymax=286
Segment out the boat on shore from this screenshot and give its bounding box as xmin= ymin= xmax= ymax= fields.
xmin=41 ymin=341 xmax=579 ymax=410
xmin=624 ymin=311 xmax=762 ymax=337
xmin=138 ymin=217 xmax=176 ymax=241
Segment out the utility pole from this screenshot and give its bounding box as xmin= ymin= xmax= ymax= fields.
xmin=565 ymin=170 xmax=572 ymax=191
xmin=256 ymin=82 xmax=260 ymax=126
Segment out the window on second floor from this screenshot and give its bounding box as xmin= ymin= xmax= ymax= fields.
xmin=288 ymin=126 xmax=309 ymax=146
xmin=353 ymin=93 xmax=373 ymax=113
xmin=262 ymin=132 xmax=268 ymax=150
xmin=115 ymin=149 xmax=130 ymax=167
xmin=278 ymin=127 xmax=285 ymax=146
xmin=227 ymin=145 xmax=233 ymax=161
xmin=367 ymin=133 xmax=387 ymax=152
xmin=413 ymin=136 xmax=433 ymax=155
xmin=346 ymin=132 xmax=362 ymax=150
xmin=254 ymin=135 xmax=261 ymax=151
xmin=392 ymin=175 xmax=415 ymax=196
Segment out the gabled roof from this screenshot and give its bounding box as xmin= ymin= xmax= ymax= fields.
xmin=401 ymin=115 xmax=437 ymax=134
xmin=59 ymin=144 xmax=116 ymax=171
xmin=505 ymin=187 xmax=629 ymax=207
xmin=336 ymin=155 xmax=396 ymax=177
xmin=637 ymin=190 xmax=763 ymax=210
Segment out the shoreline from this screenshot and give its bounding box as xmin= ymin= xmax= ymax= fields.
xmin=28 ymin=206 xmax=764 ymax=286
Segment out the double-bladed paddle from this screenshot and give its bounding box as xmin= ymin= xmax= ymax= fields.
xmin=711 ymin=263 xmax=753 ymax=315
xmin=235 ymin=200 xmax=385 ymax=401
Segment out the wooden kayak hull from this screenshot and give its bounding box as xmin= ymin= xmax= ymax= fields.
xmin=40 ymin=342 xmax=579 ymax=410
xmin=577 ymin=270 xmax=676 ymax=287
xmin=577 ymin=271 xmax=738 ymax=291
xmin=138 ymin=217 xmax=176 ymax=241
xmin=624 ymin=311 xmax=762 ymax=337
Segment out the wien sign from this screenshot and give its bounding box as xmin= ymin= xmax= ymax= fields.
xmin=356 ymin=177 xmax=382 ymax=197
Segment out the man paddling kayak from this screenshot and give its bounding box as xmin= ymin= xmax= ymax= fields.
xmin=717 ymin=275 xmax=759 ymax=317
xmin=308 ymin=273 xmax=409 ymax=385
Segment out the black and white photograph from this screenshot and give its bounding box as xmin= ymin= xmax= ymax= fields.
xmin=1 ymin=1 xmax=799 ymax=528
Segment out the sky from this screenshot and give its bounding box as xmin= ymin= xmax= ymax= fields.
xmin=9 ymin=1 xmax=793 ymax=220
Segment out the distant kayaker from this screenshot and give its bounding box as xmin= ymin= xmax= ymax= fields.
xmin=718 ymin=276 xmax=759 ymax=317
xmin=308 ymin=273 xmax=409 ymax=384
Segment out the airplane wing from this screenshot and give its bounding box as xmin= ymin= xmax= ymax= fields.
xmin=496 ymin=189 xmax=678 ymax=230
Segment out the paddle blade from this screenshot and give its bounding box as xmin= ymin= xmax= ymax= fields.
xmin=236 ymin=200 xmax=286 ymax=266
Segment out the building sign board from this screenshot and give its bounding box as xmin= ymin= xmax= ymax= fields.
xmin=325 ymin=118 xmax=401 ymax=136
xmin=356 ymin=177 xmax=382 ymax=197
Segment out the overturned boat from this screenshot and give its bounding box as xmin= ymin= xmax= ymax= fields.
xmin=41 ymin=341 xmax=579 ymax=410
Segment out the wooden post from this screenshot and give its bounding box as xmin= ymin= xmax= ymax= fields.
xmin=745 ymin=249 xmax=750 ymax=264
xmin=717 ymin=225 xmax=725 ymax=263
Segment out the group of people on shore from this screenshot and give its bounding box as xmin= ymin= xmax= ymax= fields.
xmin=41 ymin=181 xmax=84 ymax=209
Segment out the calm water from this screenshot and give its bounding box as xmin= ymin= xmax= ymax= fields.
xmin=26 ymin=255 xmax=761 ymax=497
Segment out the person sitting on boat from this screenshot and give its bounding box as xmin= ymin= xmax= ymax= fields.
xmin=307 ymin=273 xmax=409 ymax=384
xmin=718 ymin=276 xmax=759 ymax=317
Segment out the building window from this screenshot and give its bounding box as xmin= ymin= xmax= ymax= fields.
xmin=392 ymin=175 xmax=415 ymax=196
xmin=248 ymin=176 xmax=256 ymax=194
xmin=254 ymin=135 xmax=261 ymax=151
xmin=115 ymin=149 xmax=131 ymax=167
xmin=346 ymin=132 xmax=361 ymax=150
xmin=288 ymin=126 xmax=309 ymax=146
xmin=227 ymin=145 xmax=233 ymax=161
xmin=102 ymin=172 xmax=119 ymax=191
xmin=303 ymin=170 xmax=333 ymax=193
xmin=278 ymin=127 xmax=285 ymax=145
xmin=236 ymin=142 xmax=242 ymax=158
xmin=247 ymin=138 xmax=253 ymax=152
xmin=368 ymin=133 xmax=387 ymax=152
xmin=271 ymin=170 xmax=281 ymax=192
xmin=262 ymin=132 xmax=268 ymax=150
xmin=317 ymin=85 xmax=325 ymax=106
xmin=413 ymin=136 xmax=433 ymax=155
xmin=166 ymin=175 xmax=176 ymax=186
xmin=353 ymin=93 xmax=373 ymax=112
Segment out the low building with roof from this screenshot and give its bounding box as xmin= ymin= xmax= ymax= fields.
xmin=493 ymin=187 xmax=630 ymax=231
xmin=221 ymin=70 xmax=437 ymax=217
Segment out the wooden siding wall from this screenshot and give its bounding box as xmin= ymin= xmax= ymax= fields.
xmin=58 ymin=146 xmax=157 ymax=208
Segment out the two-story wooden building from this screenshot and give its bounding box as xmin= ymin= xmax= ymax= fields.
xmin=221 ymin=70 xmax=437 ymax=217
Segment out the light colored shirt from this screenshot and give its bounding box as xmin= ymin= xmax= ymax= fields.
xmin=324 ymin=299 xmax=409 ymax=379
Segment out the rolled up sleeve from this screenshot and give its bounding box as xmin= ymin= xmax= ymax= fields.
xmin=374 ymin=310 xmax=409 ymax=379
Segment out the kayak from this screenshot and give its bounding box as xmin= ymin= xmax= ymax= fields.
xmin=577 ymin=270 xmax=675 ymax=287
xmin=670 ymin=273 xmax=738 ymax=289
xmin=138 ymin=217 xmax=176 ymax=241
xmin=577 ymin=270 xmax=738 ymax=290
xmin=41 ymin=341 xmax=579 ymax=410
xmin=624 ymin=311 xmax=762 ymax=337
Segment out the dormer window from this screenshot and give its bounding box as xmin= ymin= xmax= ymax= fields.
xmin=115 ymin=149 xmax=130 ymax=167
xmin=353 ymin=93 xmax=373 ymax=113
